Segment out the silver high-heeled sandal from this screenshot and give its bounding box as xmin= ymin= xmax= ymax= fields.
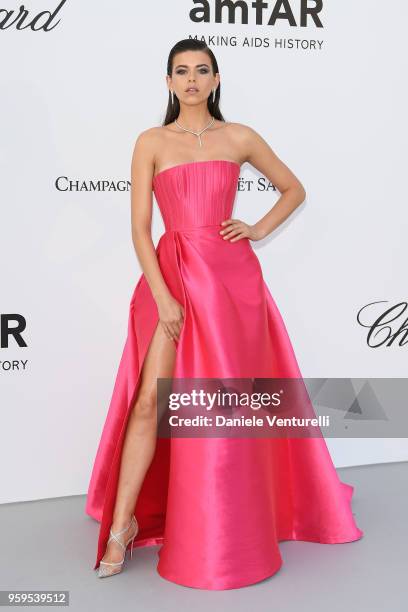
xmin=97 ymin=515 xmax=138 ymax=578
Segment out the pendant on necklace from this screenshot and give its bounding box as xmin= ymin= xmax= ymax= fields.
xmin=175 ymin=116 xmax=215 ymax=148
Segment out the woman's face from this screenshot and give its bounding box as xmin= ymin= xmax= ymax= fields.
xmin=167 ymin=50 xmax=219 ymax=105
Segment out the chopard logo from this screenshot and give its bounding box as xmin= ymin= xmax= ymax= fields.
xmin=189 ymin=0 xmax=324 ymax=27
xmin=0 ymin=0 xmax=67 ymax=31
xmin=357 ymin=301 xmax=408 ymax=348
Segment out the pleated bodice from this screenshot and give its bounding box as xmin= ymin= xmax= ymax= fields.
xmin=152 ymin=159 xmax=240 ymax=232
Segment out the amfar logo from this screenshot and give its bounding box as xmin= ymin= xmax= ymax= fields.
xmin=189 ymin=0 xmax=324 ymax=27
xmin=1 ymin=314 xmax=27 ymax=348
xmin=0 ymin=0 xmax=67 ymax=31
xmin=357 ymin=301 xmax=408 ymax=348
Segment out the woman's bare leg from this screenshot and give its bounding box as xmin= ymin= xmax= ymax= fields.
xmin=100 ymin=322 xmax=176 ymax=564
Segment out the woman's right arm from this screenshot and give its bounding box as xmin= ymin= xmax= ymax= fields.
xmin=130 ymin=129 xmax=184 ymax=341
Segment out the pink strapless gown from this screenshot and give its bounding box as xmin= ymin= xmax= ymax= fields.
xmin=86 ymin=159 xmax=363 ymax=589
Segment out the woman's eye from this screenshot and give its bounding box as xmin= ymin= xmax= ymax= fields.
xmin=175 ymin=69 xmax=209 ymax=75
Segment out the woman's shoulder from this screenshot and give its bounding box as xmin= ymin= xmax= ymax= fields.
xmin=224 ymin=122 xmax=265 ymax=147
xmin=226 ymin=121 xmax=262 ymax=135
xmin=133 ymin=125 xmax=178 ymax=151
xmin=130 ymin=126 xmax=166 ymax=160
xmin=134 ymin=125 xmax=165 ymax=143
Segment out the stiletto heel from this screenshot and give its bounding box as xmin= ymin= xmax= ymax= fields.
xmin=129 ymin=532 xmax=136 ymax=560
xmin=97 ymin=515 xmax=138 ymax=578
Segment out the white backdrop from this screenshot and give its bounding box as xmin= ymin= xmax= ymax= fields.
xmin=1 ymin=0 xmax=407 ymax=504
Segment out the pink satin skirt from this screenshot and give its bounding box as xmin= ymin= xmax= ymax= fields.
xmin=86 ymin=225 xmax=364 ymax=589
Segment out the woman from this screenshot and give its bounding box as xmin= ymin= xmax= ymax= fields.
xmin=86 ymin=38 xmax=363 ymax=589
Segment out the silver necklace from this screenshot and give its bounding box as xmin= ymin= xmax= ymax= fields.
xmin=174 ymin=115 xmax=215 ymax=147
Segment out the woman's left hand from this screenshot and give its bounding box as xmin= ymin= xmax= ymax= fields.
xmin=219 ymin=219 xmax=263 ymax=242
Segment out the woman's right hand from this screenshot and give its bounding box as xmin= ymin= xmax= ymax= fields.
xmin=156 ymin=293 xmax=185 ymax=341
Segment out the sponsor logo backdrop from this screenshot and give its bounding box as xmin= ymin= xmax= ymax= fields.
xmin=1 ymin=1 xmax=407 ymax=503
